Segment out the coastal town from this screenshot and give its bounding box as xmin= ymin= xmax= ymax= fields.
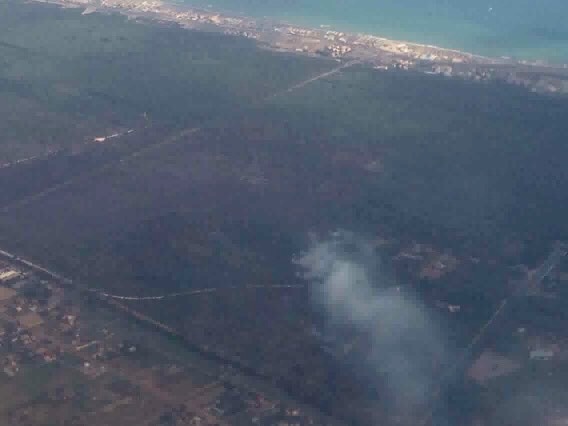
xmin=39 ymin=0 xmax=568 ymax=95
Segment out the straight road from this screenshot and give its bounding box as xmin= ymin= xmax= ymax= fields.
xmin=0 ymin=127 xmax=200 ymax=214
xmin=270 ymin=59 xmax=360 ymax=98
xmin=88 ymin=284 xmax=305 ymax=301
xmin=420 ymin=243 xmax=568 ymax=426
xmin=0 ymin=245 xmax=343 ymax=425
xmin=0 ymin=56 xmax=357 ymax=214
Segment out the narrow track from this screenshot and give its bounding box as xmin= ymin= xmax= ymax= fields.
xmin=269 ymin=60 xmax=360 ymax=99
xmin=420 ymin=243 xmax=568 ymax=426
xmin=88 ymin=284 xmax=306 ymax=301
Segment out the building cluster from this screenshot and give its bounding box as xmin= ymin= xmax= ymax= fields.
xmin=353 ymin=34 xmax=472 ymax=64
xmin=0 ymin=261 xmax=111 ymax=373
xmin=0 ymin=265 xmax=64 ymax=376
xmin=223 ymin=29 xmax=258 ymax=40
xmin=0 ymin=258 xmax=328 ymax=425
xmin=505 ymin=72 xmax=568 ymax=94
xmin=325 ymin=44 xmax=352 ymax=58
xmin=45 ymin=0 xmax=568 ymax=97
xmin=99 ymin=0 xmax=162 ymax=13
xmin=44 ymin=0 xmax=568 ymax=97
xmin=280 ymin=26 xmax=317 ymax=38
xmin=394 ymin=241 xmax=460 ymax=282
xmin=324 ymin=30 xmax=348 ymax=44
xmin=0 ymin=261 xmax=130 ymax=380
xmin=153 ymin=376 xmax=319 ymax=426
xmin=97 ymin=0 xmax=251 ymax=31
xmin=425 ymin=64 xmax=568 ymax=94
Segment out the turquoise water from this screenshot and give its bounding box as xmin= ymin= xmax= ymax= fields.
xmin=182 ymin=0 xmax=568 ymax=63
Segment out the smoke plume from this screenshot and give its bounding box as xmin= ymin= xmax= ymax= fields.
xmin=294 ymin=230 xmax=448 ymax=412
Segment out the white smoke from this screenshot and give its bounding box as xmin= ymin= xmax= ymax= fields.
xmin=294 ymin=230 xmax=448 ymax=412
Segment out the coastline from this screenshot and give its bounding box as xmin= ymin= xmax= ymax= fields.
xmin=32 ymin=0 xmax=568 ymax=95
xmin=175 ymin=1 xmax=496 ymax=62
xmin=171 ymin=0 xmax=568 ymax=65
xmin=28 ymin=0 xmax=513 ymax=64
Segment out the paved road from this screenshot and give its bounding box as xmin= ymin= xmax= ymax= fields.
xmin=0 ymin=245 xmax=343 ymax=425
xmin=421 ymin=243 xmax=568 ymax=426
xmin=525 ymin=243 xmax=568 ymax=295
xmin=0 ymin=126 xmax=200 ymax=214
xmin=0 ymin=57 xmax=358 ymax=214
xmin=89 ymin=284 xmax=306 ymax=301
xmin=0 ymin=247 xmax=72 ymax=284
xmin=270 ymin=60 xmax=360 ymax=98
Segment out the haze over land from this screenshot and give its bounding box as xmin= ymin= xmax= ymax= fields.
xmin=1 ymin=1 xmax=568 ymax=425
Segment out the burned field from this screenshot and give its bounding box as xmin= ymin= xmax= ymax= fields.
xmin=3 ymin=1 xmax=568 ymax=425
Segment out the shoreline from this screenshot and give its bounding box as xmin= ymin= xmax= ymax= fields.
xmin=33 ymin=0 xmax=568 ymax=95
xmin=140 ymin=0 xmax=568 ymax=68
xmin=30 ymin=0 xmax=516 ymax=65
xmin=169 ymin=0 xmax=568 ymax=66
xmin=182 ymin=2 xmax=497 ymax=62
xmin=171 ymin=0 xmax=503 ymax=65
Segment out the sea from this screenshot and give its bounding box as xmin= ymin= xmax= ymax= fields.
xmin=180 ymin=0 xmax=568 ymax=63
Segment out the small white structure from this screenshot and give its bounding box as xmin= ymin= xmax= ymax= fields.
xmin=0 ymin=269 xmax=20 ymax=282
xmin=530 ymin=349 xmax=555 ymax=361
xmin=448 ymin=305 xmax=461 ymax=313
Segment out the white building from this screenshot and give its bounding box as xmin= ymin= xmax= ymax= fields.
xmin=530 ymin=349 xmax=555 ymax=361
